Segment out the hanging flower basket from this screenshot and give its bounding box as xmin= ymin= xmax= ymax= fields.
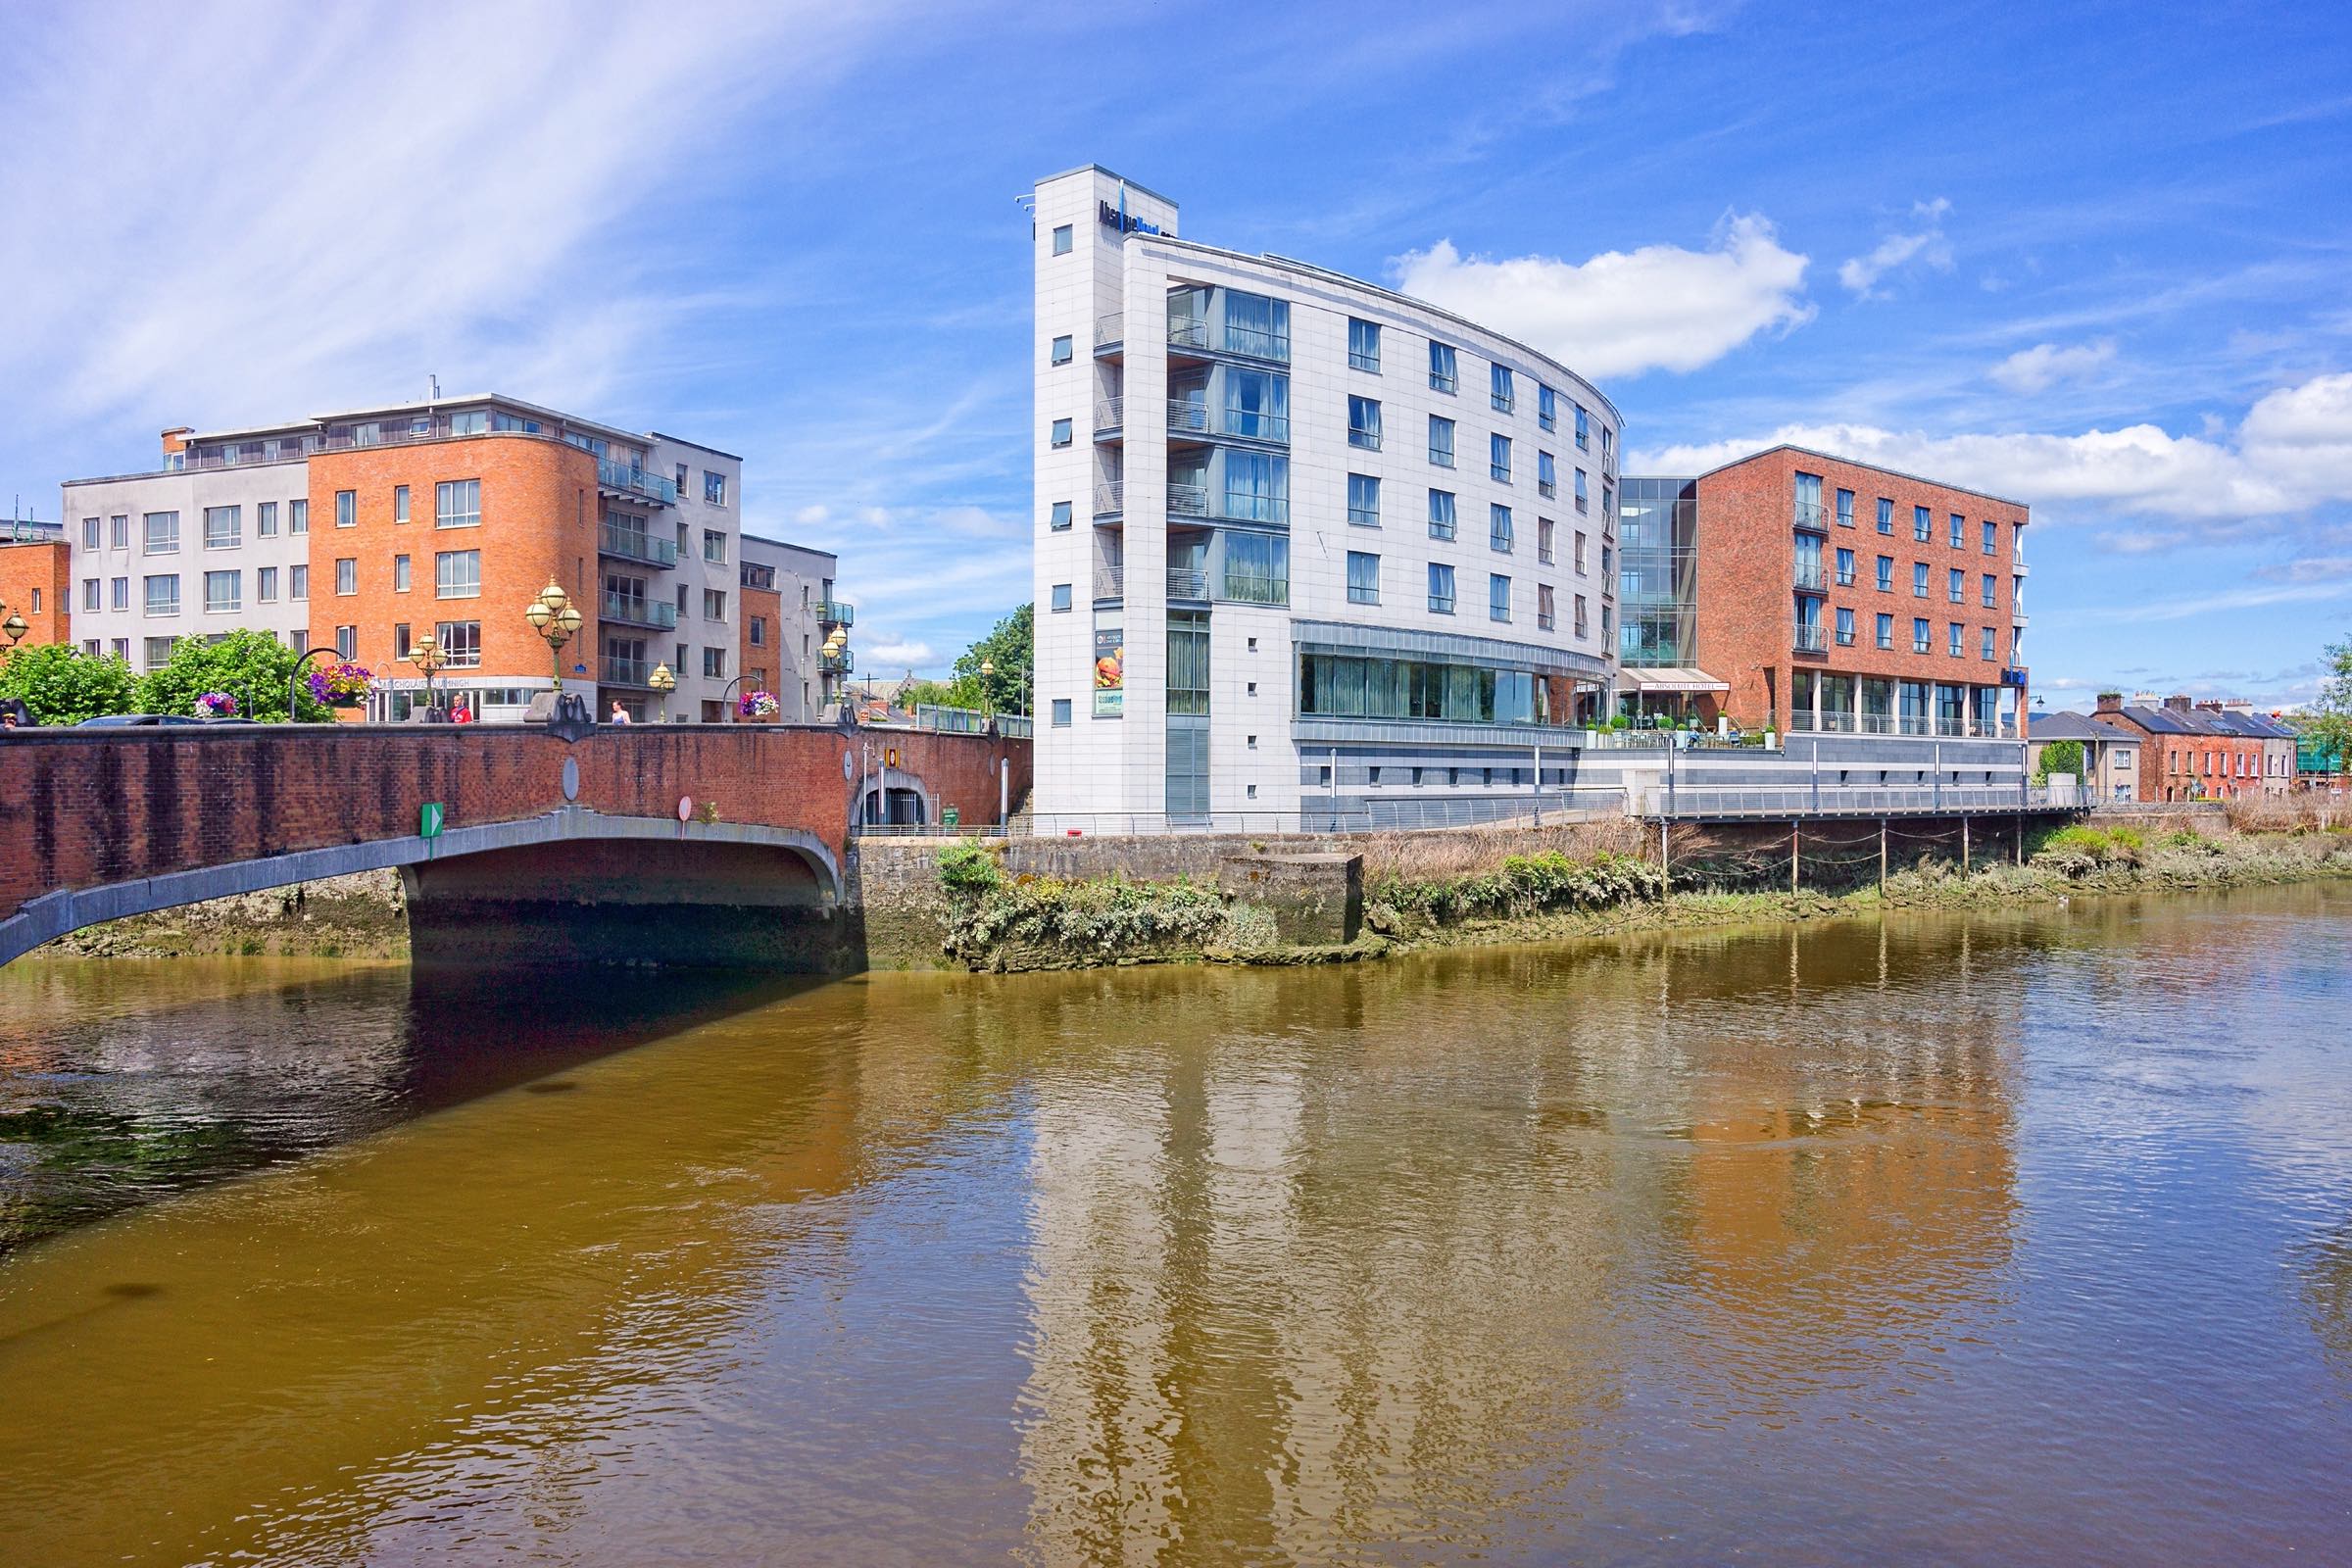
xmin=308 ymin=662 xmax=373 ymax=709
xmin=739 ymin=690 xmax=780 ymax=721
xmin=194 ymin=691 xmax=239 ymax=719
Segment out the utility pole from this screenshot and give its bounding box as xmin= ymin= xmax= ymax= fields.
xmin=1961 ymin=815 xmax=1970 ymax=870
xmin=1790 ymin=821 xmax=1799 ymax=893
xmin=1879 ymin=818 xmax=1888 ymax=892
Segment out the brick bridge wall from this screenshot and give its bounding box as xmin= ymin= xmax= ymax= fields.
xmin=0 ymin=723 xmax=1029 ymax=937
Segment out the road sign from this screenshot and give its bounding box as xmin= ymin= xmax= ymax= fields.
xmin=419 ymin=803 xmax=444 ymax=840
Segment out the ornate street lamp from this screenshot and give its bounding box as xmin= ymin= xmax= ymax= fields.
xmin=407 ymin=632 xmax=448 ymax=720
xmin=979 ymin=657 xmax=996 ymax=725
xmin=523 ymin=580 xmax=583 ymax=693
xmin=0 ymin=610 xmax=26 ymax=648
xmin=650 ymin=662 xmax=676 ymax=722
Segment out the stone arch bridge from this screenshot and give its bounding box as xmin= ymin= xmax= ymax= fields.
xmin=0 ymin=724 xmax=1027 ymax=969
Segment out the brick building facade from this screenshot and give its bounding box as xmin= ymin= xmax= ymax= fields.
xmin=0 ymin=534 xmax=71 ymax=649
xmin=2097 ymin=693 xmax=2270 ymax=801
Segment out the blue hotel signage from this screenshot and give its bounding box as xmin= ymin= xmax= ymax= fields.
xmin=1098 ymin=199 xmax=1160 ymax=237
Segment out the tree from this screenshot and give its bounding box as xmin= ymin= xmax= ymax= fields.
xmin=134 ymin=629 xmax=336 ymax=721
xmin=2035 ymin=738 xmax=2084 ymax=782
xmin=0 ymin=643 xmax=138 ymax=724
xmin=900 ymin=675 xmax=982 ymax=711
xmin=953 ymin=604 xmax=1033 ymax=715
xmin=2308 ymin=636 xmax=2352 ymax=777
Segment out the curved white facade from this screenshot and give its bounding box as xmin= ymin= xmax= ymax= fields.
xmin=1032 ymin=166 xmax=1623 ymax=831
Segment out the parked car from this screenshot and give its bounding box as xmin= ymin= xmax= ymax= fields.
xmin=75 ymin=713 xmax=207 ymax=727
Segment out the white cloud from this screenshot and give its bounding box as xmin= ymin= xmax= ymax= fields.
xmin=865 ymin=639 xmax=938 ymax=668
xmin=1388 ymin=214 xmax=1813 ymax=379
xmin=1838 ymin=198 xmax=1954 ymax=297
xmin=1988 ymin=338 xmax=2118 ymax=395
xmin=1630 ymin=370 xmax=2352 ymax=527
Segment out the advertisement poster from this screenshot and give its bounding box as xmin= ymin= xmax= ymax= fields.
xmin=1093 ymin=626 xmax=1124 ymax=717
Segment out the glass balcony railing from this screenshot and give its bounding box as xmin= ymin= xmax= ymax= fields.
xmin=596 ymin=458 xmax=678 ymax=506
xmin=599 ymin=523 xmax=678 ymax=567
xmin=601 ymin=592 xmax=678 ymax=630
xmin=1794 ymin=562 xmax=1827 ymax=591
xmin=818 ymin=600 xmax=854 ymax=626
xmin=1792 ymin=501 xmax=1829 ymax=531
xmin=602 ymin=656 xmax=653 ymax=686
xmin=1792 ymin=620 xmax=1827 ymax=654
xmin=821 ymin=648 xmax=854 ymax=674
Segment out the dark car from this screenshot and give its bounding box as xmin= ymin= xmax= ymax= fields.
xmin=75 ymin=713 xmax=208 ymax=727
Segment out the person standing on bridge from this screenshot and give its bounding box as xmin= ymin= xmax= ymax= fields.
xmin=610 ymin=701 xmax=631 ymax=726
xmin=450 ymin=697 xmax=472 ymax=725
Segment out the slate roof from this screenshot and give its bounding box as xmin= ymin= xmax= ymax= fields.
xmin=2029 ymin=711 xmax=2138 ymax=744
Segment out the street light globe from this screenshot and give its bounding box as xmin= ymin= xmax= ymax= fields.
xmin=523 ymin=599 xmax=553 ymax=631
xmin=650 ymin=662 xmax=676 ymax=693
xmin=1 ymin=611 xmax=25 ymax=645
xmin=537 ymin=581 xmax=569 ymax=614
xmin=980 ymin=658 xmax=995 ymax=677
xmin=556 ymin=605 xmax=582 ymax=635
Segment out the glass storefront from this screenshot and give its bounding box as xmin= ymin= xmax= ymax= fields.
xmin=1298 ymin=653 xmax=1578 ymax=727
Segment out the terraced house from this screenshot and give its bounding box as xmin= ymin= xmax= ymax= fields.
xmin=60 ymin=396 xmax=845 ymax=722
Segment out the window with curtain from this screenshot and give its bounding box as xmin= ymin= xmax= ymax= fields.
xmin=1347 ymin=551 xmax=1379 ymax=604
xmin=1222 ymin=290 xmax=1289 ymax=360
xmin=1222 ymin=453 xmax=1289 ymax=523
xmin=434 ymin=550 xmax=481 ymax=599
xmin=1490 ymin=364 xmax=1514 ymax=413
xmin=1539 ymin=384 xmax=1557 ymax=431
xmin=1428 ymin=489 xmax=1456 ymax=540
xmin=1489 ymin=573 xmax=1511 ymax=621
xmin=435 ymin=479 xmax=481 ymax=529
xmin=1490 ymin=433 xmax=1511 ymax=482
xmin=1348 ymin=318 xmax=1381 ymax=372
xmin=1428 ymin=416 xmax=1453 ymax=466
xmin=1224 ymin=368 xmax=1289 ymax=442
xmin=1221 ymin=532 xmax=1289 ymax=605
xmin=1490 ymin=504 xmax=1513 ymax=554
xmin=1428 ymin=341 xmax=1457 ymax=392
xmin=1348 ymin=474 xmax=1380 ymax=527
xmin=1347 ymin=396 xmax=1381 ymax=450
xmin=1427 ymin=563 xmax=1455 ymax=614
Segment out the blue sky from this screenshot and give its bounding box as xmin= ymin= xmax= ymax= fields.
xmin=6 ymin=0 xmax=2350 ymax=710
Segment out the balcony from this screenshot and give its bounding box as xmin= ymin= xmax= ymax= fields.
xmin=1793 ymin=620 xmax=1827 ymax=654
xmin=1094 ymin=396 xmax=1123 ymax=435
xmin=821 ymin=648 xmax=854 ymax=675
xmin=1794 ymin=562 xmax=1827 ymax=591
xmin=1168 ymin=566 xmax=1207 ymax=601
xmin=1094 ymin=480 xmax=1124 ymax=517
xmin=2012 ymin=612 xmax=2031 ymax=628
xmin=597 ymin=458 xmax=678 ymax=507
xmin=1792 ymin=501 xmax=1829 ymax=532
xmin=1094 ymin=565 xmax=1124 ymax=601
xmin=1095 ymin=313 xmax=1124 ymax=352
xmin=818 ymin=599 xmax=854 ymax=627
xmin=599 ymin=523 xmax=679 ymax=567
xmin=2013 ymin=557 xmax=2031 ymax=577
xmin=601 ymin=656 xmax=654 ymax=687
xmin=1167 ymin=398 xmax=1211 ymax=437
xmin=1168 ymin=482 xmax=1209 ymax=518
xmin=601 ymin=592 xmax=678 ymax=631
xmin=1166 ymin=318 xmax=1291 ymax=363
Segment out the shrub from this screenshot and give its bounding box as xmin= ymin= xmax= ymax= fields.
xmin=936 ymin=840 xmax=1003 ymax=894
xmin=0 ymin=642 xmax=138 ymax=724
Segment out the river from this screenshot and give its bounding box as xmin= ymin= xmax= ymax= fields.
xmin=2 ymin=886 xmax=2348 ymax=1565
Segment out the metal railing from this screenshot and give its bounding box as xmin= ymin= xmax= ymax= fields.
xmin=1095 ymin=313 xmax=1124 ymax=347
xmin=1094 ymin=565 xmax=1124 ymax=600
xmin=1094 ymin=396 xmax=1123 ymax=432
xmin=818 ymin=599 xmax=854 ymax=626
xmin=1094 ymin=481 xmax=1124 ymax=516
xmin=1793 ymin=620 xmax=1827 ymax=653
xmin=601 ymin=656 xmax=653 ymax=686
xmin=1168 ymin=482 xmax=1208 ymax=517
xmin=1793 ymin=501 xmax=1828 ymax=530
xmin=1166 ymin=398 xmax=1211 ymax=435
xmin=1794 ymin=563 xmax=1827 ymax=590
xmin=1167 ymin=566 xmax=1207 ymax=600
xmin=596 ymin=458 xmax=678 ymax=507
xmin=1641 ymin=783 xmax=2069 ymax=819
xmin=600 ymin=592 xmax=677 ymax=630
xmin=598 ymin=524 xmax=679 ymax=566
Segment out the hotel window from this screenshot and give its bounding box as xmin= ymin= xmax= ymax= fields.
xmin=257 ymin=566 xmax=278 ymax=603
xmin=434 ymin=551 xmax=479 ymax=599
xmin=289 ymin=564 xmax=308 ymax=600
xmin=1575 ymin=530 xmax=1588 ymax=573
xmin=1427 ymin=563 xmax=1456 ymax=614
xmin=82 ymin=578 xmax=100 ymax=612
xmin=202 ymin=506 xmax=240 ymax=549
xmin=393 ymin=623 xmax=412 ymax=661
xmin=394 ymin=555 xmax=412 ymax=593
xmin=1538 ymin=516 xmax=1555 ymax=564
xmin=1348 ymin=396 xmax=1382 ymax=450
xmin=1983 ymin=520 xmax=1997 ymax=555
xmin=335 ymin=490 xmax=356 ymax=528
xmin=1051 ymin=417 xmax=1072 ymax=448
xmin=751 ymin=615 xmax=766 ymax=647
xmin=703 ymin=646 xmax=728 ymax=679
xmin=1348 ymin=318 xmax=1382 ymax=372
xmin=1428 ymin=489 xmax=1456 ymax=540
xmin=1574 ymin=404 xmax=1590 ymax=451
xmin=290 ymin=629 xmax=308 ymax=655
xmin=1876 ymin=555 xmax=1893 ymax=591
xmin=144 ymin=637 xmax=174 ymax=669
xmin=1575 ymin=594 xmax=1590 ymax=637
xmin=1948 ymin=567 xmax=1964 ymax=604
xmin=1601 ymin=540 xmax=1613 ymax=576
xmin=703 ymin=588 xmax=728 ymax=621
xmin=1050 ymin=334 xmax=1073 ymax=366
xmin=289 ymin=499 xmax=308 ymax=535
xmin=705 ymin=471 xmax=727 ymax=506
xmin=110 ymin=577 xmax=128 ymax=611
xmin=1050 ymin=500 xmax=1072 ymax=529
xmin=1876 ymin=612 xmax=1893 ymax=650
xmin=1490 ymin=504 xmax=1514 ymax=554
xmin=336 ymin=626 xmax=357 ymax=661
xmin=1877 ymin=497 xmax=1893 ymax=534
xmin=1490 ymin=433 xmax=1511 ymax=482
xmin=1052 ymin=698 xmax=1072 ymax=726
xmin=436 ymin=621 xmax=481 ymax=667
xmin=143 ymin=511 xmax=179 ymax=554
xmin=1912 ymin=616 xmax=1930 ymax=653
xmin=1348 ymin=473 xmax=1381 ymax=527
xmin=704 ymin=529 xmax=728 ymax=564
xmin=334 ymin=558 xmax=357 ymax=595
xmin=1428 ymin=341 xmax=1457 ymax=393
xmin=1949 ymin=513 xmax=1965 ymax=548
xmin=204 ymin=569 xmax=239 ymax=613
xmin=1051 ymin=583 xmax=1072 ymax=612
xmin=111 ymin=514 xmax=129 ymax=549
xmin=431 ymin=479 xmax=479 ymax=529
xmin=676 ymin=463 xmax=689 ymax=493
xmin=1836 ymin=488 xmax=1855 ymax=528
xmin=1948 ymin=621 xmax=1964 ymax=657
xmin=1982 ymin=573 xmax=1997 ymax=608
xmin=143 ymin=574 xmax=179 ymax=616
xmin=81 ymin=516 xmax=100 ymax=550
xmin=1052 ymin=224 xmax=1072 ymax=255
xmin=1346 ymin=550 xmax=1380 ymax=605
xmin=111 ymin=638 xmax=127 ymax=660
xmin=254 ymin=501 xmax=277 ymax=538
xmin=1836 ymin=606 xmax=1855 ymax=646
xmin=1913 ymin=563 xmax=1929 ymax=598
xmin=1489 ymin=572 xmax=1511 ymax=622
xmin=1538 ymin=384 xmax=1557 ymax=432
xmin=1491 ymin=364 xmax=1514 ymax=413
xmin=1913 ymin=505 xmax=1931 ymax=542
xmin=1836 ymin=547 xmax=1855 ymax=586
xmin=1574 ymin=467 xmax=1589 ymax=513
xmin=1982 ymin=626 xmax=1997 ymax=661
xmin=1427 ymin=415 xmax=1453 ymax=466
xmin=1538 ymin=583 xmax=1556 ymax=629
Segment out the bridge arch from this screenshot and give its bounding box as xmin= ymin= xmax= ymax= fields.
xmin=0 ymin=808 xmax=842 ymax=969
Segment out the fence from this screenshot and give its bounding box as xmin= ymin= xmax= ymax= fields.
xmin=1638 ymin=783 xmax=2070 ymax=819
xmin=1024 ymin=791 xmax=1628 ymax=837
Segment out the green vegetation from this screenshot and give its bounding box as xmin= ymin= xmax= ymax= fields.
xmin=136 ymin=629 xmax=335 ymax=721
xmin=1369 ymin=851 xmax=1663 ymax=926
xmin=936 ymin=843 xmax=1230 ymax=965
xmin=2306 ymin=636 xmax=2352 ymax=780
xmin=954 ymin=604 xmax=1032 ymax=716
xmin=0 ymin=642 xmax=138 ymax=724
xmin=2034 ymin=738 xmax=2084 ymax=782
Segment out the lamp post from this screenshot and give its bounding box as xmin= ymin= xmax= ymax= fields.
xmin=289 ymin=645 xmax=335 ymax=722
xmin=0 ymin=610 xmax=26 ymax=648
xmin=650 ymin=662 xmax=675 ymax=723
xmin=406 ymin=632 xmax=448 ymax=720
xmin=522 ymin=581 xmax=582 ymax=694
xmin=979 ymin=657 xmax=996 ymax=727
xmin=718 ymin=673 xmax=746 ymax=723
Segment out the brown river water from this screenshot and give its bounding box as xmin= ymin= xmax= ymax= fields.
xmin=2 ymin=885 xmax=2349 ymax=1565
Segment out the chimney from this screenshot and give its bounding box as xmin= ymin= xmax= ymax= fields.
xmin=160 ymin=426 xmax=193 ymax=457
xmin=2164 ymin=694 xmax=2192 ymax=712
xmin=2132 ymin=691 xmax=2161 ymax=706
xmin=2095 ymin=691 xmax=2123 ymax=713
xmin=2193 ymin=699 xmax=2223 ymax=712
xmin=2221 ymin=699 xmax=2254 ymax=713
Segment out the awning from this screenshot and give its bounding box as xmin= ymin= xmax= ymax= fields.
xmin=1620 ymin=667 xmax=1729 ymax=694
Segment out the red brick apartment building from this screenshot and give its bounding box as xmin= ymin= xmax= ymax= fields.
xmin=0 ymin=526 xmax=72 ymax=649
xmin=2096 ymin=693 xmax=2276 ymax=801
xmin=1677 ymin=447 xmax=2030 ymax=738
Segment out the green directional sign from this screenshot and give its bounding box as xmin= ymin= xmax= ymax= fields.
xmin=419 ymin=803 xmax=445 ymax=840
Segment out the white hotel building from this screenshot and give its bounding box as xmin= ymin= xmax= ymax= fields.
xmin=1031 ymin=167 xmax=1623 ymax=831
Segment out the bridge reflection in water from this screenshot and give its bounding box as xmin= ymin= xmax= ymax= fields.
xmin=4 ymin=889 xmax=2351 ymax=1564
